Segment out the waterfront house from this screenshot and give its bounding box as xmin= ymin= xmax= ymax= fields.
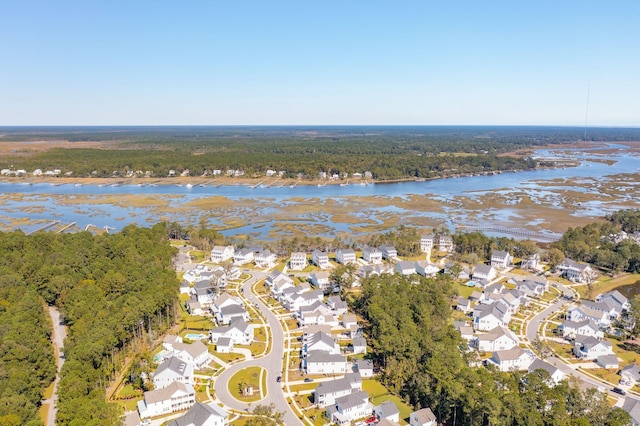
xmin=289 ymin=252 xmax=308 ymax=270
xmin=437 ymin=235 xmax=454 ymax=252
xmin=420 ymin=234 xmax=435 ymax=252
xmin=210 ymin=246 xmax=234 ymax=263
xmin=312 ymin=250 xmax=331 ymax=269
xmin=335 ymin=248 xmax=357 ymax=265
xmin=491 ymin=250 xmax=513 ymax=269
xmin=362 ymin=246 xmax=383 ymax=264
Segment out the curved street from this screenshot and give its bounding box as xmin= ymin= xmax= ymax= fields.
xmin=213 ymin=272 xmax=304 ymax=425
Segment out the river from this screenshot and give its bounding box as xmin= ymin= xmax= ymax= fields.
xmin=0 ymin=144 xmax=638 ymax=240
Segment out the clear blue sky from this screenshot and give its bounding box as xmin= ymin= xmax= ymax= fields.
xmin=1 ymin=1 xmax=638 ymax=126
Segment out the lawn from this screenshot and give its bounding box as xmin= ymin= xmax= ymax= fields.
xmin=362 ymin=380 xmax=413 ymax=425
xmin=228 ymin=367 xmax=265 ymax=402
xmin=575 ymin=273 xmax=640 ymax=300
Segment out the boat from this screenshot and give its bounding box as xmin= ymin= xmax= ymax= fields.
xmin=185 ymin=183 xmax=193 ymax=188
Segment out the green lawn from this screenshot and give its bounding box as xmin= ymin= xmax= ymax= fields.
xmin=363 ymin=379 xmax=413 ymax=425
xmin=575 ymin=273 xmax=640 ymax=300
xmin=228 ymin=367 xmax=265 ymax=402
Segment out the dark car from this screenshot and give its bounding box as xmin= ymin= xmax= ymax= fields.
xmin=304 ymin=378 xmax=313 ymax=382
xmin=612 ymin=387 xmax=626 ymax=395
xmin=276 ymin=376 xmax=282 ymax=382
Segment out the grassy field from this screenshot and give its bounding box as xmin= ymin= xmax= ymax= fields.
xmin=363 ymin=379 xmax=413 ymax=425
xmin=228 ymin=366 xmax=265 ymax=402
xmin=575 ymin=273 xmax=640 ymax=300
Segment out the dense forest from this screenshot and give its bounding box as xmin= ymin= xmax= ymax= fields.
xmin=4 ymin=125 xmax=636 ymax=180
xmin=0 ymin=224 xmax=179 ymax=425
xmin=354 ymin=273 xmax=631 ymax=426
xmin=552 ymin=209 xmax=640 ymax=274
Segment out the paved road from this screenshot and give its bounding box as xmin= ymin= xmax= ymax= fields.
xmin=214 ymin=271 xmax=304 ymax=425
xmin=46 ymin=306 xmax=67 ymax=426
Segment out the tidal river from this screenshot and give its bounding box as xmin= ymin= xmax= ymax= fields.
xmin=0 ymin=145 xmax=638 ymax=241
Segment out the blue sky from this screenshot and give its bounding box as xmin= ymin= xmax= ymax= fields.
xmin=1 ymin=1 xmax=638 ymax=126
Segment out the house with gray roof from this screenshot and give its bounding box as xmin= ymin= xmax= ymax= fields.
xmin=326 ymin=391 xmax=372 ymax=425
xmin=491 ymin=250 xmax=512 ymax=268
xmin=313 ymin=372 xmax=362 ymax=407
xmin=305 ymin=351 xmax=349 ymax=375
xmin=621 ymin=363 xmax=640 ymax=386
xmin=528 ymin=358 xmax=565 ymax=385
xmin=410 ymin=407 xmax=437 ymax=426
xmin=138 ymin=381 xmax=195 ymax=419
xmin=375 ymin=401 xmax=400 ymax=423
xmin=153 ymin=357 xmax=194 ymax=389
xmin=166 ymin=401 xmax=228 ymax=426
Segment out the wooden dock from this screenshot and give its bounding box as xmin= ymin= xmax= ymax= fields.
xmin=456 ymin=224 xmax=560 ymax=242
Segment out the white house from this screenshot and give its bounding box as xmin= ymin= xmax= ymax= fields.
xmin=326 ymin=391 xmax=372 ymax=425
xmin=305 ymin=351 xmax=349 ymax=375
xmin=166 ymin=401 xmax=229 ymax=426
xmin=420 ymin=235 xmax=434 ymax=253
xmin=163 ymin=340 xmax=212 ymax=369
xmin=380 ymin=245 xmax=398 ymax=260
xmin=573 ymin=336 xmax=614 ymax=360
xmin=138 ymin=381 xmax=196 ymax=419
xmin=476 ymin=326 xmax=519 ymax=353
xmin=375 ymin=401 xmax=400 ymax=423
xmin=568 ymin=305 xmax=610 ymax=327
xmin=290 ymin=252 xmax=308 ymax=270
xmin=284 ymin=289 xmax=324 ymax=312
xmin=473 ymin=301 xmax=511 ymax=331
xmin=254 ymin=249 xmax=277 ymax=268
xmin=596 ymin=290 xmax=630 ymax=315
xmin=620 ymin=363 xmax=640 ymax=386
xmin=437 ymin=235 xmax=454 ymax=252
xmin=233 ymin=248 xmax=254 ymax=265
xmin=266 ymin=270 xmax=295 ymax=300
xmin=491 ymin=250 xmax=513 ymax=269
xmin=473 ymin=264 xmax=497 ymax=283
xmin=362 ymin=246 xmax=383 ymax=264
xmin=210 ymin=246 xmax=234 ymax=263
xmin=415 ymin=261 xmax=439 ymax=278
xmin=209 ymin=318 xmax=254 ymax=345
xmin=215 ymin=337 xmax=233 ymax=354
xmin=314 ymin=372 xmax=362 ymax=407
xmin=597 ymin=354 xmax=619 ymax=370
xmin=312 ymin=250 xmax=331 ymax=269
xmin=410 ymin=408 xmax=437 ymax=426
xmin=153 ymin=357 xmax=194 ymax=389
xmin=487 ymin=348 xmax=535 ymax=372
xmin=456 ymin=297 xmax=472 ymax=314
xmin=304 ymin=331 xmax=341 ymax=355
xmin=557 ymin=258 xmax=595 ymax=283
xmin=335 ymin=248 xmax=357 ymax=265
xmin=310 ymin=271 xmax=332 ymax=292
xmin=561 ymin=319 xmax=604 ymax=340
xmin=528 ymin=359 xmax=565 ymax=385
xmin=395 ymin=260 xmax=416 ymax=276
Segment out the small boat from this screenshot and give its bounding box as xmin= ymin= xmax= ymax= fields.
xmin=185 ymin=183 xmax=193 ymax=188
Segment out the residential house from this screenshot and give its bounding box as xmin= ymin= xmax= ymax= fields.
xmin=473 ymin=264 xmax=497 ymax=283
xmin=210 ymin=246 xmax=234 ymax=263
xmin=215 ymin=337 xmax=233 ymax=353
xmin=254 ymin=249 xmax=277 ymax=268
xmin=597 ymin=354 xmax=619 ymax=369
xmin=491 ymin=250 xmax=513 ymax=269
xmin=327 ymin=296 xmax=348 ymax=315
xmin=557 ymin=258 xmax=595 ymax=283
xmin=375 ymin=401 xmax=400 ymax=423
xmin=561 ymin=319 xmax=604 ymax=340
xmin=362 ymin=246 xmax=383 ymax=264
xmin=186 ymin=299 xmax=204 ymax=316
xmin=620 ymin=363 xmax=640 ymax=386
xmin=358 ymin=263 xmax=392 ymax=279
xmin=415 ymin=260 xmax=439 ymax=278
xmin=137 ymin=381 xmax=196 ymax=419
xmin=326 ymin=391 xmax=372 ymax=425
xmin=284 ymin=289 xmax=323 ymax=312
xmin=289 ymin=252 xmax=308 ymax=271
xmin=310 ymin=271 xmax=332 ymax=292
xmin=473 ymin=301 xmax=511 ymax=331
xmin=622 ymin=398 xmax=640 ymax=426
xmin=312 ymin=250 xmax=331 ymax=269
xmin=193 ymin=280 xmax=217 ymax=307
xmin=528 ymin=359 xmax=565 ymax=385
xmin=457 ymin=297 xmax=472 ymax=314
xmin=335 ymin=249 xmax=357 ymax=265
xmin=217 ymin=304 xmax=249 ymax=325
xmin=582 ymin=299 xmax=620 ymax=320
xmin=341 ymin=313 xmax=358 ymax=329
xmin=304 ymin=331 xmax=340 ymax=356
xmin=573 ymin=335 xmax=614 ymax=360
xmin=521 ymin=253 xmax=541 ymax=271
xmin=233 ymin=248 xmax=254 ymax=266
xmin=352 ymin=337 xmax=367 ymax=355
xmin=166 ymin=402 xmax=229 ymax=426
xmin=266 ymin=270 xmax=295 ymax=300
xmin=162 ymin=339 xmax=211 ymax=369
xmin=410 ymin=408 xmax=437 ymax=426
xmin=209 ymin=318 xmax=254 ymax=345
xmin=305 ymin=351 xmax=349 ymax=375
xmin=476 ymin=326 xmax=519 ymax=353
xmin=153 ymin=357 xmax=194 ymax=389
xmin=395 ymin=260 xmax=416 ymax=276
xmin=380 ymin=245 xmax=398 ymax=260
xmin=354 ymin=359 xmax=374 ymax=378
xmin=420 ymin=235 xmax=434 ymax=252
xmin=568 ymin=305 xmax=610 ymax=327
xmin=487 ymin=348 xmax=536 ymax=372
xmin=515 ymin=278 xmax=547 ymax=298
xmin=314 ymin=372 xmax=362 ymax=407
xmin=298 ymin=307 xmax=338 ymax=328
xmin=437 ymin=235 xmax=454 ymax=252
xmin=596 ymin=290 xmax=630 ymax=315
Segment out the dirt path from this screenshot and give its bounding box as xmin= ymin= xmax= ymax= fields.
xmin=44 ymin=306 xmax=67 ymax=426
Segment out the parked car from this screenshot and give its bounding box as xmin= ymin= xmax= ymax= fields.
xmin=304 ymin=378 xmax=313 ymax=382
xmin=612 ymin=387 xmax=626 ymax=395
xmin=276 ymin=376 xmax=282 ymax=382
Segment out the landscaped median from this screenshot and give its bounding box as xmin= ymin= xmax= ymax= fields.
xmin=228 ymin=366 xmax=267 ymax=403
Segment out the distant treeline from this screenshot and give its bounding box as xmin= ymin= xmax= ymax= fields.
xmin=4 ymin=126 xmax=637 ymax=180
